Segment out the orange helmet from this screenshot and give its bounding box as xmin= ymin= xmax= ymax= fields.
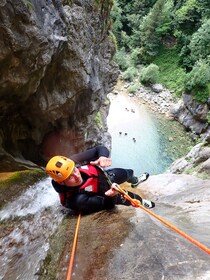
xmin=46 ymin=156 xmax=75 ymax=182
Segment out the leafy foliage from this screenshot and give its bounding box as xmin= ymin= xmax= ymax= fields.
xmin=184 ymin=60 xmax=210 ymax=102
xmin=130 ymin=48 xmax=142 ymax=66
xmin=128 ymin=82 xmax=141 ymax=93
xmin=111 ymin=0 xmax=210 ymax=105
xmin=175 ymin=0 xmax=201 ymax=34
xmin=122 ymin=66 xmax=138 ymax=82
xmin=140 ymin=63 xmax=159 ymax=85
xmin=154 ymin=47 xmax=186 ymax=95
xmin=113 ymin=47 xmax=129 ymax=71
xmin=110 ymin=1 xmax=123 ymax=45
xmin=155 ymin=0 xmax=174 ymax=36
xmin=189 ymin=19 xmax=210 ymax=63
xmin=112 ymin=0 xmax=156 ymax=49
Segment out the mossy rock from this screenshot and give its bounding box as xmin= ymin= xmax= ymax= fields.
xmin=0 ymin=169 xmax=46 ymax=209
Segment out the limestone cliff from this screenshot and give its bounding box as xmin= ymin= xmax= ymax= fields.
xmin=0 ymin=0 xmax=119 ymax=171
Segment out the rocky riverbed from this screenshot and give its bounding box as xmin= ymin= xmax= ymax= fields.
xmin=135 ymin=82 xmax=210 ymax=142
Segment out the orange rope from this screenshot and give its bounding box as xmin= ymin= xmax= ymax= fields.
xmin=66 ymin=213 xmax=81 ymax=280
xmin=114 ymin=184 xmax=210 ymax=255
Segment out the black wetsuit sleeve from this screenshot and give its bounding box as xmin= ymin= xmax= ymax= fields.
xmin=66 ymin=192 xmax=116 ymax=214
xmin=71 ymin=145 xmax=110 ymax=164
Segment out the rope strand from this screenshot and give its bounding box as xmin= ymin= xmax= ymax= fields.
xmin=66 ymin=213 xmax=81 ymax=280
xmin=66 ymin=180 xmax=209 ymax=280
xmin=113 ymin=184 xmax=210 ymax=255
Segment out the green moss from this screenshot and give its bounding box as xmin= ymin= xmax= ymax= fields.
xmin=0 ymin=169 xmax=45 ymax=189
xmin=65 ymin=0 xmax=73 ymax=5
xmin=95 ymin=112 xmax=103 ymax=129
xmin=0 ymin=169 xmax=46 ymax=209
xmin=95 ymin=0 xmax=114 ymax=6
xmin=23 ymin=0 xmax=33 ymax=10
xmin=207 ymin=111 xmax=210 ymax=124
xmin=109 ymin=31 xmax=118 ymax=50
xmin=38 ymin=217 xmax=75 ymax=280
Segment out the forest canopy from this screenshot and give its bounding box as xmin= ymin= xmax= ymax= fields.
xmin=110 ymin=0 xmax=210 ymax=103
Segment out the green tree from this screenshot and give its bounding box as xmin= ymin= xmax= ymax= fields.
xmin=156 ymin=0 xmax=174 ymax=36
xmin=122 ymin=66 xmax=138 ymax=82
xmin=140 ymin=63 xmax=160 ymax=85
xmin=110 ymin=0 xmax=210 ymax=108
xmin=124 ymin=0 xmax=156 ymax=48
xmin=139 ymin=0 xmax=166 ymax=62
xmin=130 ymin=48 xmax=142 ymax=66
xmin=174 ymin=0 xmax=187 ymax=10
xmin=113 ymin=47 xmax=129 ymax=70
xmin=111 ymin=0 xmax=156 ymax=50
xmin=189 ymin=19 xmax=210 ymax=64
xmin=197 ymin=0 xmax=210 ymax=19
xmin=175 ymin=0 xmax=202 ymax=34
xmin=184 ymin=59 xmax=210 ymax=102
xmin=110 ymin=1 xmax=123 ymax=46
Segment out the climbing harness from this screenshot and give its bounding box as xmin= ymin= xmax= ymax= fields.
xmin=66 ymin=212 xmax=81 ymax=280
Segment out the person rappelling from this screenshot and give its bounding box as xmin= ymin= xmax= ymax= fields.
xmin=46 ymin=145 xmax=155 ymax=214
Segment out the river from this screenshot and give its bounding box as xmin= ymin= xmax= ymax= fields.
xmin=107 ymin=91 xmax=194 ymax=175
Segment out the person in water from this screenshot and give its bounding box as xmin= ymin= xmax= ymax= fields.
xmin=46 ymin=145 xmax=155 ymax=214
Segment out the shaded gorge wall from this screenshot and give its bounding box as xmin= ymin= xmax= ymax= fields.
xmin=0 ymin=0 xmax=118 ymax=170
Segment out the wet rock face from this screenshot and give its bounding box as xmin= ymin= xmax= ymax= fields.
xmin=38 ymin=175 xmax=210 ymax=279
xmin=0 ymin=0 xmax=118 ymax=170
